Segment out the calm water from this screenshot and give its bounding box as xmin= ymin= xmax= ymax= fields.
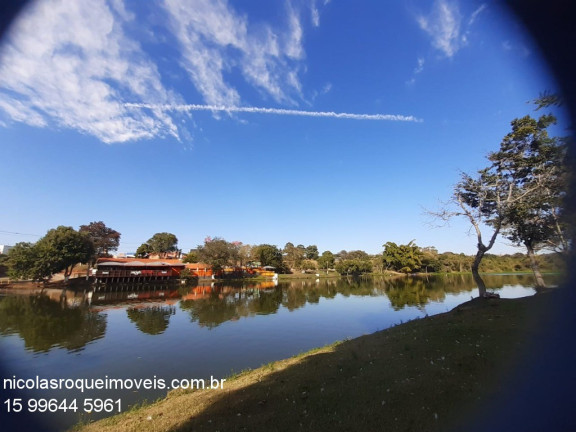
xmin=0 ymin=274 xmax=559 ymax=431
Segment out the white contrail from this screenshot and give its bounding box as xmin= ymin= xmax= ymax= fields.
xmin=125 ymin=103 xmax=422 ymax=122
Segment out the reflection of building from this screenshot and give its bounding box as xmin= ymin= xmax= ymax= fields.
xmin=89 ymin=288 xmax=181 ymax=307
xmin=0 ymin=245 xmax=13 ymax=254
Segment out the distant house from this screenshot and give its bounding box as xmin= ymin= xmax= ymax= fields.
xmin=0 ymin=245 xmax=13 ymax=255
xmin=148 ymin=251 xmax=181 ymax=259
xmin=114 ymin=252 xmax=136 ymax=258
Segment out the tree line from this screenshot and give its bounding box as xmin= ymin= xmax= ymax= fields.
xmin=0 ymin=223 xmax=564 ymax=282
xmin=180 ymin=237 xmax=563 ymax=277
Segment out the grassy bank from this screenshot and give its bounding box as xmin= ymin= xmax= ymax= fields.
xmin=72 ymin=289 xmax=560 ymax=432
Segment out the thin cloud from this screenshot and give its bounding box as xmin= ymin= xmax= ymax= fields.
xmin=416 ymin=1 xmax=486 ymax=58
xmin=406 ymin=57 xmax=425 ymax=85
xmin=311 ymin=4 xmax=320 ymax=27
xmin=468 ymin=4 xmax=486 ymax=26
xmin=417 ymin=0 xmax=463 ymax=58
xmin=413 ymin=57 xmax=426 ymax=75
xmin=502 ymin=40 xmax=530 ymax=58
xmin=463 ymin=4 xmax=487 ymax=44
xmin=0 ymin=0 xmax=180 ymax=144
xmin=310 ymin=0 xmax=330 ymax=27
xmin=163 ymin=0 xmax=309 ymax=107
xmin=309 ymin=82 xmax=332 ymax=103
xmin=125 ymin=103 xmax=423 ymax=122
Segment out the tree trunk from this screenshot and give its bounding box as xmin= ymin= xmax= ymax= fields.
xmin=525 ymin=243 xmax=547 ymax=289
xmin=64 ymin=264 xmax=75 ymax=282
xmin=472 ymin=250 xmax=487 ymax=297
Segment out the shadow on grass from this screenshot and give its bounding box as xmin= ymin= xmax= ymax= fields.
xmin=165 ymin=294 xmax=552 ymax=432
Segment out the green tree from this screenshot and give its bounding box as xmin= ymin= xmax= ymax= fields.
xmin=0 ymin=253 xmax=8 ymax=277
xmin=146 ymin=232 xmax=178 ymax=258
xmin=8 ymin=227 xmax=94 ymax=281
xmin=135 ymin=243 xmax=151 ymax=258
xmin=433 ymin=148 xmax=551 ymax=294
xmin=335 ymin=259 xmax=372 ymax=276
xmin=196 ymin=237 xmax=240 ymax=272
xmin=382 ymin=241 xmax=423 ymax=273
xmin=79 ymin=221 xmax=121 ymax=257
xmin=431 ymin=94 xmax=570 ymax=294
xmin=283 ymin=242 xmax=305 ymax=270
xmin=371 ymin=255 xmax=385 ymax=274
xmin=36 ymin=226 xmax=95 ymax=280
xmin=489 ymin=100 xmax=569 ymax=287
xmin=305 ymin=245 xmax=319 ymax=260
xmin=182 ymin=250 xmax=199 ymax=263
xmin=252 ymin=244 xmax=284 ymax=269
xmin=420 ymin=247 xmax=441 ymax=273
xmin=301 ymin=259 xmax=318 ymax=271
xmin=317 ymin=251 xmax=335 ymax=272
xmin=346 ymin=250 xmax=370 ymax=261
xmin=436 ymin=252 xmax=473 ymax=273
xmin=7 ymin=242 xmax=48 ymax=281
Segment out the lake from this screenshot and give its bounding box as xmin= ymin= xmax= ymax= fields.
xmin=0 ymin=274 xmax=559 ymax=431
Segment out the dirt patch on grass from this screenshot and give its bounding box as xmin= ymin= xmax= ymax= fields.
xmin=73 ymin=291 xmax=560 ymax=432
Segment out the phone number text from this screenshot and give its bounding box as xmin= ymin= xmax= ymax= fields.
xmin=3 ymin=398 xmax=121 ymax=413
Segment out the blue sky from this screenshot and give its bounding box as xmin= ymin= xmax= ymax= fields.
xmin=0 ymin=0 xmax=567 ymax=256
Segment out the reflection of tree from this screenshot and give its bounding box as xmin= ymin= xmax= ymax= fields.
xmin=384 ymin=276 xmax=473 ymax=310
xmin=248 ymin=288 xmax=283 ymax=315
xmin=382 ymin=273 xmax=543 ymax=310
xmin=282 ymin=287 xmax=307 ymax=311
xmin=176 ymin=275 xmax=533 ymax=327
xmin=126 ymin=305 xmax=175 ymax=335
xmin=180 ymin=286 xmax=286 ymax=328
xmin=385 ymin=279 xmax=434 ymax=311
xmin=0 ymin=295 xmax=106 ymax=352
xmin=180 ymin=293 xmax=239 ymax=329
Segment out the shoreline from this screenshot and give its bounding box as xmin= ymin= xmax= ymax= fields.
xmin=1 ymin=270 xmax=559 ymax=291
xmin=72 ymin=290 xmax=557 ymax=432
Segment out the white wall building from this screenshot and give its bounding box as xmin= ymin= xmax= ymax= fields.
xmin=0 ymin=245 xmax=13 ymax=254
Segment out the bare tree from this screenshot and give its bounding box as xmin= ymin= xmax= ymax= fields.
xmin=430 ymin=167 xmax=540 ymax=296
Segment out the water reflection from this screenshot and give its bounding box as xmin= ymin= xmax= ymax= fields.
xmin=179 ymin=282 xmax=283 ymax=328
xmin=91 ymin=282 xmax=181 ymax=305
xmin=0 ymin=294 xmax=106 ymax=352
xmin=126 ymin=305 xmax=176 ymax=335
xmin=0 ymin=274 xmax=561 ymax=347
xmin=173 ymin=273 xmax=560 ymax=327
